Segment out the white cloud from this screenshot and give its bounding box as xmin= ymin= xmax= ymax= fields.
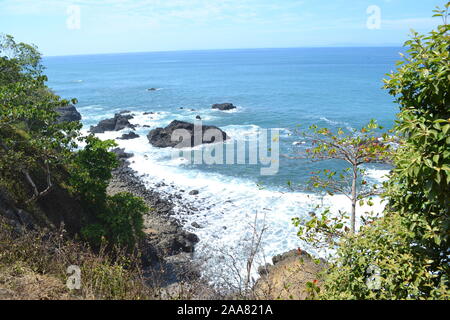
xmin=382 ymin=17 xmax=439 ymax=30
xmin=0 ymin=0 xmax=305 ymax=25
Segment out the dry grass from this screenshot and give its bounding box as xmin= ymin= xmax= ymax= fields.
xmin=0 ymin=219 xmax=155 ymax=300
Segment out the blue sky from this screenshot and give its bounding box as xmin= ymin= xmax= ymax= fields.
xmin=0 ymin=0 xmax=446 ymax=56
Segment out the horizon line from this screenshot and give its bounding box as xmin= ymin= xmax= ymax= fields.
xmin=43 ymin=44 xmax=405 ymax=58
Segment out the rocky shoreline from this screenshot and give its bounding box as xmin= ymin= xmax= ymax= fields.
xmin=88 ymin=107 xmax=323 ymax=298
xmin=107 ymin=154 xmax=202 ymax=289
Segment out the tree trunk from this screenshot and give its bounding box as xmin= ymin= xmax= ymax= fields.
xmin=350 ymin=165 xmax=357 ymax=234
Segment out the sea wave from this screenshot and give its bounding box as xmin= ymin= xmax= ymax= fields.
xmin=85 ymin=110 xmax=388 ymax=285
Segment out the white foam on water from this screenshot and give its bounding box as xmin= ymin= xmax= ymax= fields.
xmin=320 ymin=116 xmax=354 ymax=132
xmin=85 ymin=111 xmax=388 ymax=286
xmin=128 ymin=148 xmax=387 ymax=284
xmin=221 ymin=124 xmax=261 ymax=140
xmin=365 ymin=168 xmax=390 ymax=183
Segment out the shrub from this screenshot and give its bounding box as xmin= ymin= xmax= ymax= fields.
xmin=320 ymin=5 xmax=450 ymax=300
xmin=81 ymin=193 xmax=147 ymax=248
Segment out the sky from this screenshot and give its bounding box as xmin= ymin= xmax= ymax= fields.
xmin=0 ymin=0 xmax=446 ymax=56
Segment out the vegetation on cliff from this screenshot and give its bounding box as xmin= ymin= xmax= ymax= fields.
xmin=296 ymin=5 xmax=449 ymax=300
xmin=0 ymin=3 xmax=449 ymax=301
xmin=0 ymin=34 xmax=147 ymax=249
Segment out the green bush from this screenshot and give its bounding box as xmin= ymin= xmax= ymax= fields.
xmin=70 ymin=136 xmax=147 ymax=248
xmin=321 ymin=214 xmax=448 ymax=299
xmin=320 ymin=5 xmax=449 ymax=300
xmin=69 ymin=135 xmax=118 ymax=207
xmin=81 ymin=193 xmax=147 ymax=248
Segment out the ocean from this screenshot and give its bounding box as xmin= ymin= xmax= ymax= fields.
xmin=44 ymin=47 xmax=401 ymax=282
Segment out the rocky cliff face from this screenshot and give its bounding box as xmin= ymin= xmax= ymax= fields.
xmin=254 ymin=249 xmax=326 ymax=300
xmin=0 ymin=174 xmax=88 ymax=235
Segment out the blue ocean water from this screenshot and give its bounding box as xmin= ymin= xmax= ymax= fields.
xmin=43 ymin=47 xmax=401 ymax=279
xmin=44 ymin=47 xmax=398 ymax=187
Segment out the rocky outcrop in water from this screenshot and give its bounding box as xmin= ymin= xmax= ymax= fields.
xmin=90 ymin=112 xmax=136 ymax=133
xmin=55 ymin=104 xmax=82 ymax=123
xmin=119 ymin=132 xmax=140 ymax=140
xmin=111 ymin=147 xmax=134 ymax=161
xmin=147 ymin=120 xmax=229 ymax=148
xmin=212 ymin=103 xmax=236 ymax=111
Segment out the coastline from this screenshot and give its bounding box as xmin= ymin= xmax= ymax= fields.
xmin=107 ymin=149 xmax=326 ymax=299
xmin=107 ymin=154 xmax=204 ymax=293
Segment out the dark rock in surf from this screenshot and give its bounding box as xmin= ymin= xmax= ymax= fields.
xmin=111 ymin=148 xmax=133 ymax=160
xmin=191 ymin=222 xmax=202 ymax=229
xmin=211 ymin=103 xmax=236 ymax=111
xmin=119 ymin=132 xmax=140 ymax=140
xmin=147 ymin=120 xmax=229 ymax=148
xmin=90 ymin=113 xmax=136 ymax=133
xmin=55 ymin=104 xmax=81 ymax=123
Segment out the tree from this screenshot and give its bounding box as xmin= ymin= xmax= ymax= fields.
xmin=382 ymin=2 xmax=449 ymax=292
xmin=289 ymin=120 xmax=392 ymax=238
xmin=69 ymin=136 xmax=118 ymax=207
xmin=69 ymin=136 xmax=148 ymax=248
xmin=0 ymin=34 xmax=147 ymax=249
xmin=0 ymin=34 xmax=44 ymax=77
xmin=0 ymin=35 xmax=81 ymax=204
xmin=320 ymin=4 xmax=449 ymax=299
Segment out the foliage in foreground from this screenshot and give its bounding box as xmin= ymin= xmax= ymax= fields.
xmin=321 ymin=214 xmax=448 ymax=299
xmin=319 ymin=5 xmax=449 ymax=300
xmin=291 ymin=120 xmax=392 ymax=250
xmin=0 ymin=34 xmax=147 ymax=249
xmin=0 ymin=219 xmax=153 ymax=300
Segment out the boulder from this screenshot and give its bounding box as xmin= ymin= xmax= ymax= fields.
xmin=189 ymin=190 xmax=199 ymax=196
xmin=254 ymin=249 xmax=327 ymax=300
xmin=159 ymin=230 xmax=200 ymax=254
xmin=55 ymin=104 xmax=81 ymax=123
xmin=211 ymin=103 xmax=236 ymax=111
xmin=111 ymin=148 xmax=134 ymax=160
xmin=118 ymin=132 xmax=140 ymax=140
xmin=191 ymin=222 xmax=203 ymax=229
xmin=147 ymin=120 xmax=229 ymax=148
xmin=90 ymin=113 xmax=135 ymax=133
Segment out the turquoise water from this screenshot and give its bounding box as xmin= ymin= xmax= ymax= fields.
xmin=43 ymin=47 xmax=401 ymax=278
xmin=44 ymin=47 xmax=398 ymax=188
